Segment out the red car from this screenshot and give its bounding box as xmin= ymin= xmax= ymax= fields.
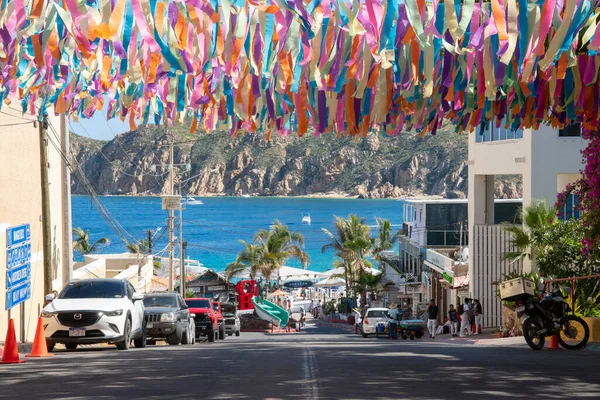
xmin=212 ymin=301 xmax=226 ymax=340
xmin=185 ymin=298 xmax=221 ymax=342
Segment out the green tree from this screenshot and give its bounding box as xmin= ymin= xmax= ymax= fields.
xmin=322 ymin=214 xmax=372 ymax=306
xmin=255 ymin=220 xmax=308 ymax=287
xmin=72 ymin=228 xmax=110 ymax=256
xmin=353 ymin=271 xmax=387 ymax=302
xmin=225 ymin=240 xmax=265 ymax=281
xmin=372 ymin=217 xmax=400 ymax=275
xmin=502 ymin=200 xmax=557 ymax=266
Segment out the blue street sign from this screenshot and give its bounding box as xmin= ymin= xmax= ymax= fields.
xmin=6 ymin=263 xmax=31 ymax=290
xmin=5 ymin=280 xmax=31 ymax=310
xmin=6 ymin=224 xmax=30 ymax=248
xmin=6 ymin=243 xmax=31 ymax=270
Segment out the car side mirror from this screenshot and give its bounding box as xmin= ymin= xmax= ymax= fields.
xmin=132 ymin=293 xmax=144 ymax=302
xmin=190 ymin=313 xmax=196 ymax=318
xmin=45 ymin=293 xmax=56 ymax=302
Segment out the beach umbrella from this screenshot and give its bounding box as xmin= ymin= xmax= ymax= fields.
xmin=268 ymin=289 xmax=288 ymax=297
xmin=314 ymin=277 xmax=346 ymax=288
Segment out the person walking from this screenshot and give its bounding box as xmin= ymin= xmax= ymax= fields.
xmin=459 ymin=299 xmax=472 ymax=337
xmin=387 ymin=303 xmax=399 ymax=340
xmin=448 ymin=304 xmax=459 ymax=337
xmin=426 ymin=299 xmax=439 ymax=339
xmin=473 ymin=299 xmax=483 ymax=335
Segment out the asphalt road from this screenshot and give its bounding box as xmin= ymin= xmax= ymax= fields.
xmin=1 ymin=322 xmax=599 ymax=400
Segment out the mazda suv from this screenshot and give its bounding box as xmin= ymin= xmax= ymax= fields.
xmin=41 ymin=279 xmax=146 ymax=351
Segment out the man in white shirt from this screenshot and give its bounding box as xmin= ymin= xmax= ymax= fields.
xmin=459 ymin=299 xmax=472 ymax=337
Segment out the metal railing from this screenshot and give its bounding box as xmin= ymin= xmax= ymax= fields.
xmin=543 ymin=274 xmax=600 ymax=314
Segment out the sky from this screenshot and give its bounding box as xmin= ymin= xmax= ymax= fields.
xmin=69 ymin=105 xmax=131 ymax=141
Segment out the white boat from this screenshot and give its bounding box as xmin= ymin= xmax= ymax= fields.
xmin=302 ymin=213 xmax=311 ymax=224
xmin=241 ymin=194 xmax=251 ymax=198
xmin=183 ymin=196 xmax=203 ymax=205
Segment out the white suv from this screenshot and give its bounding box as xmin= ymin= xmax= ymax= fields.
xmin=41 ymin=279 xmax=146 ymax=351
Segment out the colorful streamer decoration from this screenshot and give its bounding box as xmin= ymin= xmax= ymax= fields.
xmin=1 ymin=0 xmax=600 ymax=137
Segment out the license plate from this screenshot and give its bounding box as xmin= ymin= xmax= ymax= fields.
xmin=516 ymin=305 xmax=525 ymax=313
xmin=147 ymin=323 xmax=154 ymax=329
xmin=69 ymin=328 xmax=85 ymax=337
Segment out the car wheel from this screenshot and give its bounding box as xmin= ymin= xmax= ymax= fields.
xmin=46 ymin=342 xmax=55 ymax=352
xmin=65 ymin=343 xmax=77 ymax=351
xmin=167 ymin=323 xmax=183 ymax=345
xmin=208 ymin=327 xmax=216 ymax=343
xmin=235 ymin=331 xmax=240 ymax=337
xmin=219 ymin=324 xmax=226 ymax=340
xmin=134 ymin=324 xmax=147 ymax=348
xmin=117 ymin=318 xmax=131 ymax=350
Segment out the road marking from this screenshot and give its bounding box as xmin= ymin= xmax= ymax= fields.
xmin=303 ymin=343 xmax=319 ymax=400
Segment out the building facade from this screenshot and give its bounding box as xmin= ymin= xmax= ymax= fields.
xmin=0 ymin=112 xmax=72 ymax=342
xmin=468 ymin=123 xmax=586 ymax=328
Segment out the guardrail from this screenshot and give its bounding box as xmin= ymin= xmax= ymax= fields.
xmin=543 ymin=274 xmax=600 ymax=313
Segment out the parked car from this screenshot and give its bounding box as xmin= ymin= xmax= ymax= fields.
xmin=222 ymin=303 xmax=240 ymax=336
xmin=41 ymin=279 xmax=146 ymax=351
xmin=185 ymin=298 xmax=219 ymax=342
xmin=361 ymin=308 xmax=389 ymax=338
xmin=212 ymin=301 xmax=226 ymax=340
xmin=143 ymin=293 xmax=195 ymax=345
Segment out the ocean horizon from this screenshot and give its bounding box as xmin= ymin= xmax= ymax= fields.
xmin=72 ymin=196 xmax=404 ymax=272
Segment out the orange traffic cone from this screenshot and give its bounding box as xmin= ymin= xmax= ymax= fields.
xmin=548 ymin=334 xmax=560 ymax=350
xmin=1 ymin=319 xmax=25 ymax=364
xmin=26 ymin=317 xmax=53 ymax=358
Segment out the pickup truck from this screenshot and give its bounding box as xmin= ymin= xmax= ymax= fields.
xmin=185 ymin=298 xmax=219 ymax=342
xmin=212 ymin=301 xmax=226 ymax=340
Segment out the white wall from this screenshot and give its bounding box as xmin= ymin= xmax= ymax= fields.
xmin=0 ymin=112 xmax=68 ymax=342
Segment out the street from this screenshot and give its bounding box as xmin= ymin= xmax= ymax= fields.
xmin=1 ymin=322 xmax=599 ymax=400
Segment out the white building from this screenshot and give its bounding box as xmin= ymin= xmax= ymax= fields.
xmin=0 ymin=112 xmax=72 ymax=342
xmin=468 ymin=122 xmax=585 ymax=328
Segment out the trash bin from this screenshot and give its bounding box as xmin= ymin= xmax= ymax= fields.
xmin=377 ymin=322 xmax=386 ymax=333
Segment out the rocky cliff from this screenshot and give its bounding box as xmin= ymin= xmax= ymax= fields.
xmin=70 ymin=125 xmax=521 ymax=199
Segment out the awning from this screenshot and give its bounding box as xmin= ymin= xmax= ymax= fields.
xmin=453 ymin=274 xmax=469 ymax=289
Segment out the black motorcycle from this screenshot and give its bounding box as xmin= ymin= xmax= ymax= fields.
xmin=514 ymin=286 xmax=590 ymax=350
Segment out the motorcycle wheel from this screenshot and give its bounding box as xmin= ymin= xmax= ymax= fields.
xmin=523 ymin=318 xmax=545 ymax=350
xmin=557 ymin=315 xmax=590 ymax=350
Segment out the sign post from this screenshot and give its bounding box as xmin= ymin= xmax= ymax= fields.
xmin=6 ymin=224 xmax=32 ymax=342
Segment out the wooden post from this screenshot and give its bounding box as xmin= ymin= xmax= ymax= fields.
xmin=39 ymin=113 xmax=53 ymax=298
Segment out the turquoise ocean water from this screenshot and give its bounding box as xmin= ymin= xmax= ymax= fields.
xmin=72 ymin=196 xmax=403 ymax=272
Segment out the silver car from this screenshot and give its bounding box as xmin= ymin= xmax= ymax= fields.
xmin=222 ymin=303 xmax=240 ymax=336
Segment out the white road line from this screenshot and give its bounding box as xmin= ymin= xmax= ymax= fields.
xmin=303 ymin=343 xmax=320 ymax=399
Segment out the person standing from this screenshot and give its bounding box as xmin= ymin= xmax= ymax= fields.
xmin=459 ymin=299 xmax=472 ymax=337
xmin=473 ymin=299 xmax=483 ymax=335
xmin=387 ymin=303 xmax=399 ymax=340
xmin=448 ymin=304 xmax=459 ymax=337
xmin=426 ymin=299 xmax=439 ymax=339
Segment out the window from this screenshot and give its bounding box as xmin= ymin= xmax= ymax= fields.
xmin=144 ymin=295 xmax=178 ymax=308
xmin=185 ymin=299 xmax=211 ymax=308
xmin=559 ymin=123 xmax=581 ymax=137
xmin=366 ymin=310 xmax=387 ymax=318
xmin=59 ymin=281 xmax=125 ymax=299
xmin=476 ymin=120 xmax=523 ymax=143
xmin=560 ymin=193 xmax=580 ymax=220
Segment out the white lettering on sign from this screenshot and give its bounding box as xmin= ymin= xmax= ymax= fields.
xmin=13 ymin=231 xmax=24 ymax=241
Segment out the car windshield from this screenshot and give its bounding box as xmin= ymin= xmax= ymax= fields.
xmin=367 ymin=310 xmax=387 ymax=318
xmin=185 ymin=299 xmax=211 ymax=308
xmin=143 ymin=296 xmax=177 ymax=308
xmin=223 ymin=312 xmax=235 ymax=317
xmin=58 ymin=281 xmax=124 ymax=299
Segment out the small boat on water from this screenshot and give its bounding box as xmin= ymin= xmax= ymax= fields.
xmin=241 ymin=194 xmax=251 ymax=198
xmin=183 ymin=196 xmax=203 ymax=205
xmin=302 ymin=213 xmax=311 ymax=224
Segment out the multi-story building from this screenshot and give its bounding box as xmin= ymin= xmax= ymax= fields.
xmin=468 ymin=122 xmax=585 ymax=328
xmin=0 ymin=112 xmax=72 ymax=342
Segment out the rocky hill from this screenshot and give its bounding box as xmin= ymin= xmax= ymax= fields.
xmin=70 ymin=125 xmax=522 ymax=199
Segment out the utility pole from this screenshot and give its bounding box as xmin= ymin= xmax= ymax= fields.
xmin=179 ymin=183 xmax=185 ymax=298
xmin=147 ymin=229 xmax=153 ymax=254
xmin=39 ymin=113 xmax=53 ymax=297
xmin=168 ymin=132 xmax=175 ymax=292
xmin=60 ymin=113 xmax=72 ymax=287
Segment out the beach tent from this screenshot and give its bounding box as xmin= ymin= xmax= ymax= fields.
xmin=323 ymin=267 xmax=382 ymax=277
xmin=314 ymin=277 xmax=346 ymax=288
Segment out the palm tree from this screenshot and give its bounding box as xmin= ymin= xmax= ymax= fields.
xmin=255 ymin=220 xmax=308 ymax=287
xmin=72 ymin=228 xmax=110 ymax=256
xmin=353 ymin=271 xmax=387 ymax=302
xmin=372 ymin=218 xmax=401 ymax=275
xmin=225 ymin=240 xmax=265 ymax=281
xmin=502 ymin=200 xmax=558 ymax=268
xmin=322 ymin=214 xmax=372 ymax=306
